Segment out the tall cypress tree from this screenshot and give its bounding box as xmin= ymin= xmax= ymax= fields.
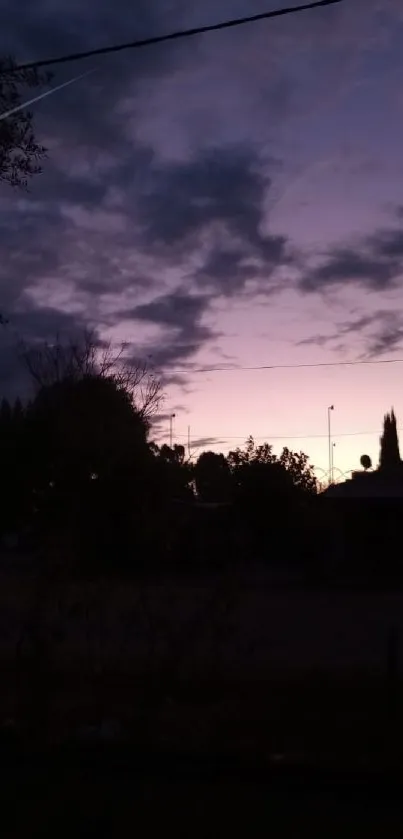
xmin=379 ymin=408 xmax=401 ymax=471
xmin=0 ymin=397 xmax=11 ymax=425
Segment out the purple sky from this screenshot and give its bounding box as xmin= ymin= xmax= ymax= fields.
xmin=2 ymin=0 xmax=403 ymax=479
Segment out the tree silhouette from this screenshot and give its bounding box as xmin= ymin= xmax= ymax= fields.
xmin=24 ymin=372 xmax=154 ymax=568
xmin=227 ymin=437 xmax=317 ymax=495
xmin=194 ymin=451 xmax=231 ymax=502
xmin=278 ymin=447 xmax=317 ymax=495
xmin=29 ymin=375 xmax=147 ymax=481
xmin=154 ymin=443 xmax=194 ymax=502
xmin=0 ymin=396 xmax=12 ymax=424
xmin=224 ymin=436 xmax=317 ymax=563
xmin=379 ymin=409 xmax=401 ymax=472
xmin=0 ymin=56 xmax=51 ymax=188
xmin=19 ymin=330 xmax=162 ymax=424
xmin=159 ymin=443 xmax=186 ymax=466
xmin=0 ymin=397 xmax=29 ymax=537
xmin=227 ymin=436 xmax=276 ymax=470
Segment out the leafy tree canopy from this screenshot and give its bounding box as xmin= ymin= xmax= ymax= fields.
xmin=0 ymin=56 xmax=50 ymax=188
xmin=227 ymin=436 xmax=317 ymax=496
xmin=194 ymin=451 xmax=231 ymax=502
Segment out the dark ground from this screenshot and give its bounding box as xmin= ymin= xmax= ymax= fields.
xmin=3 ymin=564 xmax=403 ymax=834
xmin=2 ymin=745 xmax=403 ymax=837
xmin=2 ymin=669 xmax=403 ymax=836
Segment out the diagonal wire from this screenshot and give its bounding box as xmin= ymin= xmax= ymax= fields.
xmin=166 ymin=357 xmax=403 ymax=375
xmin=3 ymin=0 xmax=344 ymax=75
xmin=173 ymin=429 xmax=386 ymax=442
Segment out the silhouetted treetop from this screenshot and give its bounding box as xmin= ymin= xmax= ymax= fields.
xmin=194 ymin=451 xmax=231 ymax=502
xmin=278 ymin=447 xmax=317 ymax=495
xmin=0 ymin=397 xmax=12 ymax=424
xmin=227 ymin=437 xmax=317 ymax=496
xmin=28 ymin=373 xmax=148 ymax=484
xmin=159 ymin=443 xmax=186 ymax=465
xmin=379 ymin=408 xmax=401 ymax=472
xmin=0 ymin=56 xmax=51 ymax=188
xmin=227 ymin=436 xmax=276 ymax=469
xmin=19 ymin=330 xmax=162 ymax=424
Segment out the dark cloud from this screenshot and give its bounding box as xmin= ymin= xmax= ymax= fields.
xmin=150 ymin=410 xmax=185 ymax=426
xmin=194 ymin=240 xmax=287 ymax=297
xmin=141 ymin=145 xmax=291 ymax=296
xmin=0 ymin=2 xmax=204 ymax=389
xmin=0 ymin=305 xmax=88 ymax=400
xmin=298 ymin=313 xmax=381 ymax=348
xmin=3 ymin=0 xmax=194 ymax=81
xmin=149 ymin=406 xmax=192 ymax=443
xmin=357 ymin=311 xmax=403 ymax=357
xmin=141 ymin=146 xmax=269 ymax=248
xmin=127 ymin=290 xmax=219 ymax=372
xmin=299 ymin=248 xmax=401 ymax=293
xmin=367 ymin=229 xmax=403 ymax=260
xmin=196 ymin=250 xmax=257 ymax=287
xmin=297 ymin=333 xmax=337 ymax=348
xmin=190 ymin=437 xmax=228 ymax=450
xmin=2 ymin=0 xmax=198 ymax=204
xmin=0 ymin=198 xmax=63 ymax=315
xmin=367 ymin=323 xmax=403 ymax=357
xmin=8 ymin=306 xmax=88 ymax=342
xmin=133 ymin=293 xmax=209 ymax=328
xmin=298 ymin=214 xmax=403 ymax=294
xmin=298 ymin=310 xmax=403 ymax=358
xmin=0 ymin=137 xmax=287 ymax=391
xmin=3 ymin=0 xmax=353 ymax=391
xmin=6 ymin=0 xmax=402 ymax=396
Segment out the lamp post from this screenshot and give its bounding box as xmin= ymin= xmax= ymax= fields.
xmin=332 ymin=441 xmax=336 ymax=485
xmin=169 ymin=413 xmax=176 ymax=449
xmin=328 ymin=405 xmax=334 ymax=484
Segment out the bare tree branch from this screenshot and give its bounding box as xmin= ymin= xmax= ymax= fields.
xmin=18 ymin=330 xmax=164 ymax=421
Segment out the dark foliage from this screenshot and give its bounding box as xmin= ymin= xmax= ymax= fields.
xmin=0 ymin=397 xmax=30 ymax=536
xmin=193 ymin=451 xmax=231 ymax=502
xmin=2 ymin=336 xmax=403 ymax=591
xmin=379 ymin=409 xmax=401 ymax=472
xmin=0 ymin=352 xmax=322 ymax=574
xmin=0 ymin=56 xmax=51 ymax=189
xmin=25 ymin=374 xmax=154 ymax=570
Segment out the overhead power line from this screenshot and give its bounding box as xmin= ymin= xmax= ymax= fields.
xmin=4 ymin=0 xmax=343 ymax=75
xmin=168 ymin=357 xmax=403 ymax=375
xmin=173 ymin=428 xmax=386 ymax=442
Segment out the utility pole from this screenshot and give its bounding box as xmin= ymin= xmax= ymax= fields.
xmin=169 ymin=413 xmax=175 ymax=449
xmin=328 ymin=404 xmax=334 ymax=484
xmin=187 ymin=425 xmax=191 ymax=459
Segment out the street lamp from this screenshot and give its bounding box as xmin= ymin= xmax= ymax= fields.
xmin=169 ymin=413 xmax=176 ymax=449
xmin=328 ymin=405 xmax=334 ymax=483
xmin=332 ymin=442 xmax=336 ymax=484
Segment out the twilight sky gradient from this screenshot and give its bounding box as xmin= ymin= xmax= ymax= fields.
xmin=2 ymin=0 xmax=403 ymax=480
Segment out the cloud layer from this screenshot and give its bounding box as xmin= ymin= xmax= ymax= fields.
xmin=299 ymin=214 xmax=403 ymax=294
xmin=2 ymin=0 xmax=403 ymax=400
xmin=299 ymin=309 xmax=403 ymax=358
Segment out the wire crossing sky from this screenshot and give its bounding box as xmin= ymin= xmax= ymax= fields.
xmin=4 ymin=0 xmax=344 ymax=74
xmin=1 ymin=0 xmax=403 ymax=479
xmin=167 ymin=357 xmax=403 ymax=376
